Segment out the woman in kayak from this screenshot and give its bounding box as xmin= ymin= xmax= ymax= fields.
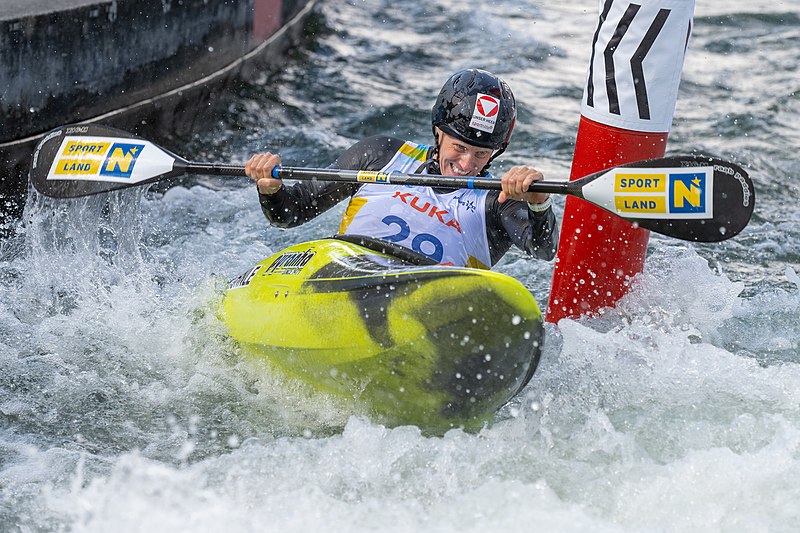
xmin=246 ymin=68 xmax=558 ymax=269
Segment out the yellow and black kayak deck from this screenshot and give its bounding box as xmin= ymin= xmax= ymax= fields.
xmin=221 ymin=235 xmax=543 ymax=432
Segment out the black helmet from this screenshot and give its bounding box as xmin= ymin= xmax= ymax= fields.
xmin=431 ymin=69 xmax=516 ymax=151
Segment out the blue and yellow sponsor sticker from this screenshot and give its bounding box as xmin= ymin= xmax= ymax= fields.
xmin=54 ymin=140 xmax=111 ymax=175
xmin=357 ymin=171 xmax=390 ymax=183
xmin=613 ymin=170 xmax=709 ymax=216
xmin=614 ymin=173 xmax=667 ymax=192
xmin=615 ymin=195 xmax=667 ymax=213
xmin=669 ymin=172 xmax=706 ymax=214
xmin=99 ymin=143 xmax=145 ymax=178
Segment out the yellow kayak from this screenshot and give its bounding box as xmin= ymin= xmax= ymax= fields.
xmin=221 ymin=235 xmax=543 ymax=432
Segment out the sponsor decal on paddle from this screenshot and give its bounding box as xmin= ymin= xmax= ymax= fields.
xmin=583 ymin=166 xmax=714 ymax=219
xmin=667 ymin=172 xmax=709 ymax=214
xmin=53 ymin=140 xmax=112 ymax=175
xmin=265 ymin=249 xmax=316 ymax=275
xmin=357 ymin=171 xmax=391 ymax=184
xmin=469 ymin=93 xmax=499 ymax=133
xmin=47 ymin=135 xmax=173 ymax=184
xmin=98 ymin=143 xmax=144 ymax=178
xmin=52 ymin=140 xmax=144 ymax=178
xmin=228 ymin=265 xmax=262 ymax=290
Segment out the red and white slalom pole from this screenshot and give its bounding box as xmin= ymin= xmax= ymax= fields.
xmin=547 ymin=0 xmax=696 ymax=323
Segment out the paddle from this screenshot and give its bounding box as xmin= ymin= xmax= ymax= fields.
xmin=30 ymin=123 xmax=755 ymax=242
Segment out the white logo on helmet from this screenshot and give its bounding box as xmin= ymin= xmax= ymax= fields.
xmin=469 ymin=93 xmax=500 ymax=134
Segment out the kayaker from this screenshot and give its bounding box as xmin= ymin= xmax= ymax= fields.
xmin=246 ymin=68 xmax=558 ymax=268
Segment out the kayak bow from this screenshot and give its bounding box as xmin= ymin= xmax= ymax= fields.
xmin=221 ymin=235 xmax=543 ymax=432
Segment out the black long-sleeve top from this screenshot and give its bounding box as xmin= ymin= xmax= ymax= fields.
xmin=259 ymin=136 xmax=558 ymax=266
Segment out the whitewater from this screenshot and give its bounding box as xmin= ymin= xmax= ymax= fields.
xmin=1 ymin=0 xmax=799 ymax=531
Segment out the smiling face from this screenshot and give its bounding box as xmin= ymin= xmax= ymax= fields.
xmin=435 ymin=129 xmax=493 ymax=176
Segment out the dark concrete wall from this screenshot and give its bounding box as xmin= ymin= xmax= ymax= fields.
xmin=0 ymin=0 xmax=315 ymax=231
xmin=0 ymin=0 xmax=318 ymax=142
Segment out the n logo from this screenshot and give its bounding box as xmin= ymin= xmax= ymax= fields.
xmin=99 ymin=143 xmax=144 ymax=178
xmin=670 ymin=172 xmax=706 ymax=214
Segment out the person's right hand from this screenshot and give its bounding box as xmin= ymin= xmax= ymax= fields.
xmin=246 ymin=152 xmax=282 ymax=195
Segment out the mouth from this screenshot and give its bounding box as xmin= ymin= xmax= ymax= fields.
xmin=448 ymin=162 xmax=473 ymax=176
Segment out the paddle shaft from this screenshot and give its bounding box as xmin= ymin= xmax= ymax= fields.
xmin=179 ymin=162 xmax=575 ymax=196
xmin=29 ymin=123 xmax=755 ymax=242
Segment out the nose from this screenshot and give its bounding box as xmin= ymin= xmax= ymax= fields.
xmin=458 ymin=152 xmax=480 ymax=173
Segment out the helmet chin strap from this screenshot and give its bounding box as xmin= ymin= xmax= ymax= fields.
xmin=484 ymin=145 xmax=506 ymax=174
xmin=422 ymin=126 xmax=442 ymax=175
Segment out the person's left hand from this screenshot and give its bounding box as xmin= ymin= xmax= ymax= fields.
xmin=498 ymin=166 xmax=549 ymax=204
